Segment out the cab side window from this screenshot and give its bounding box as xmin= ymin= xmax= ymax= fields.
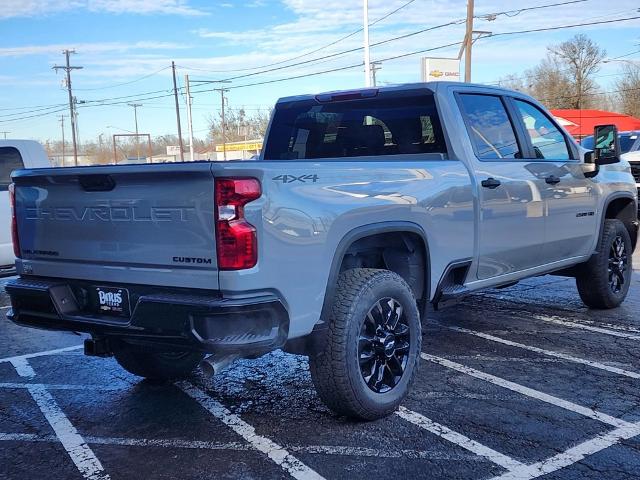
xmin=0 ymin=147 xmax=24 ymax=190
xmin=513 ymin=100 xmax=571 ymax=160
xmin=459 ymin=94 xmax=521 ymax=160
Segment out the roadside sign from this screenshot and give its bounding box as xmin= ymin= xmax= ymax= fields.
xmin=421 ymin=58 xmax=461 ymax=82
xmin=166 ymin=145 xmax=181 ymax=156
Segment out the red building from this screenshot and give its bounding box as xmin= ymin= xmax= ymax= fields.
xmin=550 ymin=109 xmax=640 ymax=139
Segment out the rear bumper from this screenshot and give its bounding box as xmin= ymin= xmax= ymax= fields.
xmin=5 ymin=276 xmax=289 ymax=355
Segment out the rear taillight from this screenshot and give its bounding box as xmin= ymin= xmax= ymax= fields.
xmin=8 ymin=183 xmax=20 ymax=258
xmin=215 ymin=178 xmax=261 ymax=270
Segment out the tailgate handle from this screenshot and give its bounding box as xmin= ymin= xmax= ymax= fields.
xmin=79 ymin=175 xmax=116 ymax=192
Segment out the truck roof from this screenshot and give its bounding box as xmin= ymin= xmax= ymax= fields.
xmin=0 ymin=139 xmax=50 ymax=168
xmin=275 ymin=81 xmax=520 ymax=105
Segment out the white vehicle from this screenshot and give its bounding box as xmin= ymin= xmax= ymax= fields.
xmin=0 ymin=140 xmax=50 ymax=270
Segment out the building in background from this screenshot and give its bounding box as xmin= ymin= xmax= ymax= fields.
xmin=551 ymin=109 xmax=640 ymax=140
xmin=213 ymin=139 xmax=263 ymax=160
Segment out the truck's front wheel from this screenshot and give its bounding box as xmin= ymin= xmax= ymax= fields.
xmin=576 ymin=219 xmax=633 ymax=309
xmin=114 ymin=346 xmax=204 ymax=381
xmin=309 ymin=268 xmax=421 ymax=420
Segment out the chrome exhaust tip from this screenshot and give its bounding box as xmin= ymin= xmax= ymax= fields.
xmin=200 ymin=354 xmax=240 ymax=377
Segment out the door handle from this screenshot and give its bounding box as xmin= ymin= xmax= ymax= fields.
xmin=481 ymin=177 xmax=501 ymax=189
xmin=545 ymin=175 xmax=561 ymax=185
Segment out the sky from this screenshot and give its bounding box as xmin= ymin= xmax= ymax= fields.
xmin=0 ymin=0 xmax=639 ymax=146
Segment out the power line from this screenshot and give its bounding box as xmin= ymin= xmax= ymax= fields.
xmin=0 ymin=103 xmax=71 ymax=118
xmin=181 ymin=0 xmax=418 ymax=76
xmin=0 ymin=107 xmax=68 ymax=124
xmin=477 ymin=0 xmax=589 ymax=20
xmin=74 ymin=66 xmax=171 ymax=91
xmin=0 ymin=102 xmax=67 ymax=112
xmin=486 ymin=15 xmax=640 ymax=38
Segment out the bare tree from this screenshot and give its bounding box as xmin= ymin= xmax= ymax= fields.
xmin=615 ymin=63 xmax=640 ymax=118
xmin=547 ymin=34 xmax=606 ymax=109
xmin=208 ymin=106 xmax=272 ymax=146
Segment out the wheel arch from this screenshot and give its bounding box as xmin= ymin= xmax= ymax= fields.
xmin=601 ymin=193 xmax=638 ymax=251
xmin=319 ymin=222 xmax=431 ymax=324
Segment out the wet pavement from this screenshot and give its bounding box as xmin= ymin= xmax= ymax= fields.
xmin=1 ymin=253 xmax=639 ymax=480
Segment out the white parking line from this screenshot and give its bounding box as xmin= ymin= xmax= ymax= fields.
xmin=10 ymin=358 xmax=36 ymax=378
xmin=0 ymin=431 xmax=488 ymax=461
xmin=422 ymin=353 xmax=631 ymax=428
xmin=0 ymin=345 xmax=83 ymax=364
xmin=27 ymin=384 xmax=110 ymax=480
xmin=450 ymin=326 xmax=640 ymax=380
xmin=533 ymin=314 xmax=640 ymax=340
xmin=490 ymin=420 xmax=640 ymax=480
xmin=177 ymin=381 xmax=325 ymax=480
xmin=0 ymin=432 xmax=55 ymax=442
xmin=396 ymin=406 xmax=525 ymax=471
xmin=0 ymin=382 xmax=128 ymax=390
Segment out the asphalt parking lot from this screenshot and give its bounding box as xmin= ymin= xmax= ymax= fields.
xmin=1 ymin=250 xmax=639 ymax=480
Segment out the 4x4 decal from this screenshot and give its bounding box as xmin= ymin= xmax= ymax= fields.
xmin=272 ymin=174 xmax=319 ymax=184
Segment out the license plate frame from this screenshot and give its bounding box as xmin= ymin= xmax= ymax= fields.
xmin=94 ymin=286 xmax=131 ymax=317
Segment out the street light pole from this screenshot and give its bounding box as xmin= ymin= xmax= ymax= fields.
xmin=363 ymin=0 xmax=371 ymax=87
xmin=128 ymin=103 xmax=142 ymax=161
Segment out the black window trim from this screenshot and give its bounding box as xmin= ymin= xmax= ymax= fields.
xmin=455 ymin=92 xmax=525 ymax=162
xmin=505 ymin=96 xmax=578 ymax=162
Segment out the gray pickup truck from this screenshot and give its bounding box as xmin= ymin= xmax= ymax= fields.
xmin=6 ymin=82 xmax=638 ymax=420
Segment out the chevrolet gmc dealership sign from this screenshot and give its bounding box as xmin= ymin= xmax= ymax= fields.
xmin=421 ymin=58 xmax=461 ymax=82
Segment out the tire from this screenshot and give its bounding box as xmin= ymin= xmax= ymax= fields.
xmin=309 ymin=268 xmax=422 ymax=420
xmin=576 ymin=219 xmax=633 ymax=309
xmin=114 ymin=346 xmax=204 ymax=381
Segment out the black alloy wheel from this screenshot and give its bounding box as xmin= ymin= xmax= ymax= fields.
xmin=358 ymin=297 xmax=411 ymax=394
xmin=608 ymin=235 xmax=628 ymax=294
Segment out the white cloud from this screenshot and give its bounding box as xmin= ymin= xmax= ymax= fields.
xmin=0 ymin=41 xmax=189 ymax=58
xmin=0 ymin=0 xmax=208 ymax=19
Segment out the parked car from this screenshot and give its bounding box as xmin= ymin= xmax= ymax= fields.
xmin=581 ymin=131 xmax=640 ymax=207
xmin=0 ymin=140 xmax=50 ymax=271
xmin=5 ymin=83 xmax=638 ymax=420
xmin=580 ymin=130 xmax=640 ymax=154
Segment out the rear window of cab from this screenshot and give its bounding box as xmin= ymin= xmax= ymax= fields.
xmin=263 ymin=94 xmax=446 ymax=160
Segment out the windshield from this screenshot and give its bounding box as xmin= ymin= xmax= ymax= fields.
xmin=263 ymin=94 xmax=446 ymax=160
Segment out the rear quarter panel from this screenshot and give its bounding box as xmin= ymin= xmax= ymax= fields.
xmin=213 ymin=159 xmax=475 ymax=338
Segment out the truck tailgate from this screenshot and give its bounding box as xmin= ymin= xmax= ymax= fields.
xmin=12 ymin=163 xmax=219 ymax=289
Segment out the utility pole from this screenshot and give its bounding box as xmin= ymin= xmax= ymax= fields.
xmin=0 ymin=131 xmax=9 ymax=140
xmin=371 ymin=62 xmax=382 ymax=87
xmin=59 ymin=116 xmax=66 ymax=166
xmin=185 ymin=75 xmax=195 ymax=162
xmin=464 ymin=0 xmax=474 ymax=82
xmin=214 ymin=88 xmax=230 ymax=161
xmin=171 ymin=61 xmax=185 ymax=161
xmin=53 ymin=50 xmax=82 ymax=166
xmin=128 ymin=103 xmax=142 ymax=161
xmin=363 ymin=0 xmax=371 ymax=87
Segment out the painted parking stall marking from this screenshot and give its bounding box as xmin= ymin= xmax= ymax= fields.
xmin=448 ymin=326 xmax=640 ymax=379
xmin=177 ymin=381 xmax=325 ymax=480
xmin=8 ymin=354 xmax=110 ymax=480
xmin=421 ymin=353 xmax=632 ymax=428
xmin=396 ymin=407 xmax=526 ymax=471
xmin=533 ymin=314 xmax=640 ymax=340
xmin=489 ymin=420 xmax=640 ymax=480
xmin=27 ymin=383 xmax=110 ymax=480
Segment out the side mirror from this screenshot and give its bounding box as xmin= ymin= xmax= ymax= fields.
xmin=593 ymin=124 xmax=620 ymax=165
